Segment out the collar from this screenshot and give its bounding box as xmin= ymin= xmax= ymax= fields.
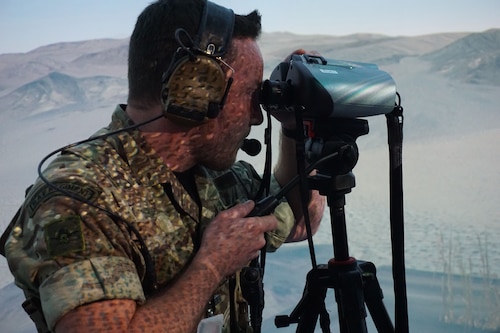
xmin=108 ymin=105 xmax=174 ymax=187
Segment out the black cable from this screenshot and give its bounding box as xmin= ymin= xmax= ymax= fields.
xmin=255 ymin=111 xmax=273 ymax=201
xmin=247 ymin=111 xmax=272 ymax=333
xmin=37 ymin=112 xmax=164 ymax=188
xmin=36 ymin=112 xmax=165 ymax=293
xmin=292 ymin=108 xmax=318 ymax=270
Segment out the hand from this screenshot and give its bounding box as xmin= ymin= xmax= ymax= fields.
xmin=197 ymin=201 xmax=278 ymax=280
xmin=283 ymin=48 xmax=321 ymax=61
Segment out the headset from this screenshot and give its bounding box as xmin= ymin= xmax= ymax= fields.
xmin=161 ymin=0 xmax=235 ymax=126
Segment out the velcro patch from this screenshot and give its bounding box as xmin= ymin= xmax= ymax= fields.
xmin=28 ymin=182 xmax=101 ymax=217
xmin=45 ymin=216 xmax=85 ymax=257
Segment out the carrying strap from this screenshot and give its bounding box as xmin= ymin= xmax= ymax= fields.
xmin=0 ymin=206 xmax=21 ymax=257
xmin=22 ymin=297 xmax=51 ymax=333
xmin=0 ymin=185 xmax=33 ymax=256
xmin=386 ymin=93 xmax=409 ymax=333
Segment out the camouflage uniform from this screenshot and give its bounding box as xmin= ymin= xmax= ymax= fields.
xmin=3 ymin=105 xmax=295 ymax=332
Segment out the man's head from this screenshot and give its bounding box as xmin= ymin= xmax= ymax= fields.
xmin=127 ymin=0 xmax=262 ymax=108
xmin=128 ymin=0 xmax=264 ymax=171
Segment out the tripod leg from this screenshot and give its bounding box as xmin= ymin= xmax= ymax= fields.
xmin=275 ymin=266 xmax=332 ymax=333
xmin=296 ymin=285 xmax=330 ymax=333
xmin=359 ymin=261 xmax=395 ymax=333
xmin=331 ymin=262 xmax=368 ymax=333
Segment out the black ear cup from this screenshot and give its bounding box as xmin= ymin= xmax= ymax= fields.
xmin=162 ymin=54 xmax=227 ymax=126
xmin=160 ymin=0 xmax=234 ymax=126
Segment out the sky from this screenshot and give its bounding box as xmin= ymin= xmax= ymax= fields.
xmin=0 ymin=0 xmax=499 ymax=54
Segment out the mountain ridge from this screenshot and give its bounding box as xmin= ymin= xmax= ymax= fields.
xmin=0 ymin=72 xmax=127 ymax=122
xmin=423 ymin=28 xmax=500 ymax=85
xmin=0 ymin=29 xmax=498 ymax=139
xmin=0 ymin=31 xmax=478 ymax=94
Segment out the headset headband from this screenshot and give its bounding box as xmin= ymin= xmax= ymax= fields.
xmin=195 ymin=0 xmax=234 ymax=56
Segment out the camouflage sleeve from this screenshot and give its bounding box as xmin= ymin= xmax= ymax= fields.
xmin=5 ymin=180 xmax=145 ymax=330
xmin=263 ymin=176 xmax=295 ymax=252
xmin=229 ymin=161 xmax=295 ymax=252
xmin=40 ymin=256 xmax=144 ymax=329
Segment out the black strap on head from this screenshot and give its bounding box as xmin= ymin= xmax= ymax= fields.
xmin=195 ymin=0 xmax=234 ymax=56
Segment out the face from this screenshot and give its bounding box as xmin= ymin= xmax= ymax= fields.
xmin=196 ymin=38 xmax=264 ymax=170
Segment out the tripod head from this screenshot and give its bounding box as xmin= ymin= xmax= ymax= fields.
xmin=304 ymin=118 xmax=368 ymax=196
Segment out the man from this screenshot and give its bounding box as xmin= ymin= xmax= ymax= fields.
xmin=2 ymin=0 xmax=325 ymax=332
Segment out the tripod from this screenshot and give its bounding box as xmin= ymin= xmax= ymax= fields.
xmin=274 ymin=118 xmax=396 ymax=333
xmin=275 ymin=172 xmax=394 ymax=333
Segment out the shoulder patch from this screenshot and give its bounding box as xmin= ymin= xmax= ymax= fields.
xmin=27 ymin=182 xmax=101 ymax=217
xmin=45 ymin=216 xmax=85 ymax=257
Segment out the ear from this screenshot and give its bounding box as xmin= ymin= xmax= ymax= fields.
xmin=161 ymin=54 xmax=227 ymax=126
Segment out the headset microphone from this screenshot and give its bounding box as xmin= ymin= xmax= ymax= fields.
xmin=241 ymin=138 xmax=262 ymax=156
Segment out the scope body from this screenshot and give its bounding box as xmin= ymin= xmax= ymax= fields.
xmin=261 ymin=54 xmax=396 ymax=119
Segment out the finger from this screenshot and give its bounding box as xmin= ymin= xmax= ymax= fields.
xmin=220 ymin=200 xmax=255 ymax=219
xmin=246 ymin=216 xmax=278 ymax=234
xmin=284 ymin=48 xmax=306 ymax=61
xmin=292 ymin=48 xmax=306 ymax=55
